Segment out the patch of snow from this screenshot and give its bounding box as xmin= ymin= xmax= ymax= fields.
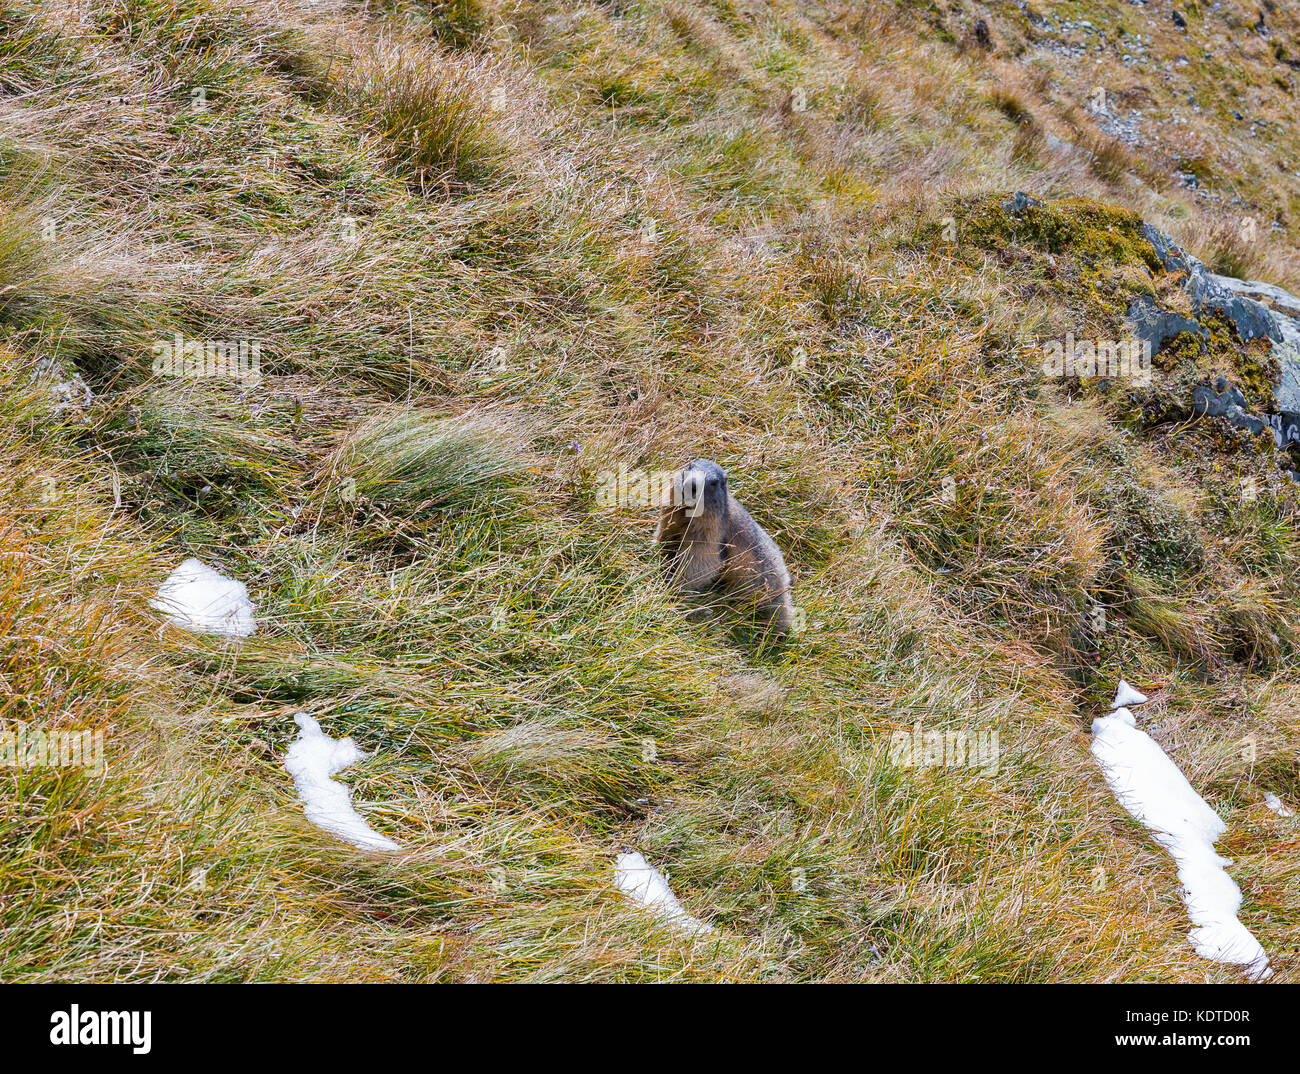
xmin=1112 ymin=680 xmax=1148 ymax=709
xmin=1108 ymin=706 xmax=1137 ymax=728
xmin=283 ymin=713 xmax=400 ymax=852
xmin=614 ymin=851 xmax=713 ymax=937
xmin=151 ymin=558 xmax=256 ymax=637
xmin=1264 ymin=793 xmax=1293 ymax=818
xmin=1091 ymin=705 xmax=1272 ymax=980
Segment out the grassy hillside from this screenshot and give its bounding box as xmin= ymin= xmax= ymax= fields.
xmin=2 ymin=0 xmax=1298 ymax=981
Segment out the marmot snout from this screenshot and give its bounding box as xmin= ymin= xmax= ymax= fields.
xmin=654 ymin=459 xmax=795 ymax=636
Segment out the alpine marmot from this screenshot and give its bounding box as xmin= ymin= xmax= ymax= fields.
xmin=654 ymin=459 xmax=795 ymax=636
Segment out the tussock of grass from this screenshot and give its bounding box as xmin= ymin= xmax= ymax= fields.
xmin=339 ymin=43 xmax=510 ymax=195
xmin=1191 ymin=215 xmax=1270 ymax=281
xmin=328 ymin=408 xmax=529 ymax=519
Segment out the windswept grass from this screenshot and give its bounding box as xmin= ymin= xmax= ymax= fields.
xmin=328 ymin=408 xmax=529 ymax=518
xmin=339 ymin=43 xmax=511 ymax=195
xmin=1 ymin=0 xmax=1298 ymax=983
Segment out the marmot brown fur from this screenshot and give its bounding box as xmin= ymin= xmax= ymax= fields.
xmin=654 ymin=459 xmax=795 ymax=636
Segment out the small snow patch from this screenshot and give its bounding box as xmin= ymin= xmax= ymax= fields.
xmin=284 ymin=713 xmax=400 ymax=852
xmin=614 ymin=852 xmax=713 ymax=937
xmin=1264 ymin=793 xmax=1294 ymax=818
xmin=1111 ymin=680 xmax=1149 ymax=710
xmin=1091 ymin=689 xmax=1271 ymax=980
xmin=1108 ymin=706 xmax=1137 ymax=728
xmin=151 ymin=558 xmax=256 ymax=637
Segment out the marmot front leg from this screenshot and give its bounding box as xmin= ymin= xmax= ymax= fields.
xmin=757 ymin=590 xmax=796 ymax=638
xmin=663 ymin=537 xmax=723 ymax=592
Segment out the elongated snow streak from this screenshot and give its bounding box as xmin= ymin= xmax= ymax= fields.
xmin=1091 ymin=687 xmax=1271 ymax=980
xmin=614 ymin=852 xmax=713 ymax=937
xmin=151 ymin=557 xmax=256 ymax=638
xmin=284 ymin=713 xmax=399 ymax=852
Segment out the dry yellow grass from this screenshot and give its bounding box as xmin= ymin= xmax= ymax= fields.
xmin=0 ymin=0 xmax=1296 ymax=982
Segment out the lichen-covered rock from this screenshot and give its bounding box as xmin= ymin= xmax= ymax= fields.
xmin=1188 ymin=272 xmax=1279 ymax=344
xmin=1140 ymin=223 xmax=1193 ymax=276
xmin=1126 ymin=294 xmax=1206 ymax=354
xmin=1001 ymin=190 xmax=1041 ymax=214
xmin=1210 ymin=275 xmax=1300 ymax=320
xmin=1141 ymin=225 xmax=1300 ymax=448
xmin=1191 ymin=381 xmax=1272 ymax=440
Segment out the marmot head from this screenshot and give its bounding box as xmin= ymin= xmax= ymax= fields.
xmin=680 ymin=458 xmax=729 ymax=519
